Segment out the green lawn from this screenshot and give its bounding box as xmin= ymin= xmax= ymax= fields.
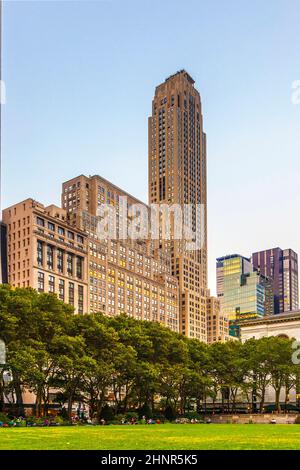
xmin=1 ymin=424 xmax=300 ymax=450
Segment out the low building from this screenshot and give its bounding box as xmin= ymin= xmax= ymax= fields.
xmin=241 ymin=311 xmax=300 ymax=406
xmin=240 ymin=310 xmax=300 ymax=342
xmin=2 ymin=199 xmax=89 ymax=314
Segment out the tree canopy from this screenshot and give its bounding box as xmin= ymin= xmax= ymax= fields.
xmin=0 ymin=284 xmax=299 ymax=419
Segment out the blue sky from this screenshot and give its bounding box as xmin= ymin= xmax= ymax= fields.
xmin=2 ymin=0 xmax=300 ymax=294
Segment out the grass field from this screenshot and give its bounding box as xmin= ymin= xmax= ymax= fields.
xmin=1 ymin=424 xmax=300 ymax=450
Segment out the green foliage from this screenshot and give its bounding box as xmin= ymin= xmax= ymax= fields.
xmin=100 ymin=405 xmax=115 ymax=422
xmin=0 ymin=412 xmax=9 ymax=424
xmin=164 ymin=405 xmax=176 ymax=421
xmin=125 ymin=411 xmax=139 ymax=421
xmin=184 ymin=411 xmax=202 ymax=421
xmin=0 ymin=284 xmax=299 ymax=418
xmin=138 ymin=403 xmax=152 ymax=419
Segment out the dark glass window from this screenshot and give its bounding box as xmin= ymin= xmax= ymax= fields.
xmin=48 ymin=222 xmax=55 ymax=231
xmin=57 ymin=249 xmax=64 ymax=273
xmin=58 ymin=226 xmax=65 ymax=236
xmin=38 ymin=271 xmax=44 ymax=292
xmin=67 ymin=231 xmax=74 ymax=240
xmin=77 ymin=235 xmax=84 ymax=244
xmin=37 ymin=240 xmax=43 ymax=266
xmin=47 ymin=245 xmax=54 ymax=270
xmin=67 ymin=253 xmax=73 ymax=276
xmin=69 ymin=282 xmax=74 ymax=306
xmin=59 ymin=279 xmax=65 ymax=301
xmin=76 ymin=256 xmax=83 ymax=279
xmin=49 ymin=275 xmax=55 ymax=293
xmin=78 ymin=285 xmax=84 ymax=314
xmin=36 ymin=217 xmax=44 ymax=227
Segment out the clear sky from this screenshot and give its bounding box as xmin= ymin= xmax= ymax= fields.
xmin=2 ymin=0 xmax=300 ymax=294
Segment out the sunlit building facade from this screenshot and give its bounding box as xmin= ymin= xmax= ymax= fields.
xmin=252 ymin=247 xmax=298 ymax=314
xmin=61 ymin=174 xmax=179 ymax=332
xmin=206 ymin=295 xmax=229 ymax=344
xmin=2 ymin=199 xmax=89 ymax=314
xmin=148 ymin=70 xmax=208 ymax=341
xmin=217 ymin=254 xmax=274 ymax=337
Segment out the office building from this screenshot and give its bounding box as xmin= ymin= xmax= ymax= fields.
xmin=62 ymin=174 xmax=179 ymax=332
xmin=148 ymin=70 xmax=208 ymax=341
xmin=217 ymin=254 xmax=274 ymax=337
xmin=252 ymin=247 xmax=298 ymax=314
xmin=2 ymin=199 xmax=89 ymax=314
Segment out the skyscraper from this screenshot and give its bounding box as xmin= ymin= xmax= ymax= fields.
xmin=217 ymin=254 xmax=274 ymax=337
xmin=252 ymin=247 xmax=299 ymax=314
xmin=148 ymin=70 xmax=208 ymax=341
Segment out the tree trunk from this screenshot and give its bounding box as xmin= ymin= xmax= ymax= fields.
xmin=35 ymin=392 xmax=41 ymax=418
xmin=67 ymin=394 xmax=73 ymax=418
xmin=275 ymin=388 xmax=281 ymax=413
xmin=14 ymin=376 xmax=24 ymax=416
xmin=259 ymin=385 xmax=266 ymax=414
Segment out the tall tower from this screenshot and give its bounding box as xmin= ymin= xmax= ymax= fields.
xmin=252 ymin=247 xmax=299 ymax=314
xmin=148 ymin=70 xmax=208 ymax=341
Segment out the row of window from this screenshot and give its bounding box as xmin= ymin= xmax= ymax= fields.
xmin=37 ymin=240 xmax=83 ymax=279
xmin=36 ymin=216 xmax=84 ymax=244
xmin=37 ymin=272 xmax=84 ymax=313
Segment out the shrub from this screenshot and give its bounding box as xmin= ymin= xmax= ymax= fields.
xmin=53 ymin=416 xmax=66 ymax=426
xmin=0 ymin=412 xmax=9 ymax=424
xmin=164 ymin=406 xmax=176 ymax=422
xmin=184 ymin=411 xmax=202 ymax=421
xmin=294 ymin=415 xmax=300 ymax=424
xmin=100 ymin=405 xmax=115 ymax=422
xmin=125 ymin=411 xmax=139 ymax=422
xmin=138 ymin=403 xmax=152 ymax=419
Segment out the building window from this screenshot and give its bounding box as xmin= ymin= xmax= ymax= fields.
xmin=77 ymin=235 xmax=84 ymax=244
xmin=47 ymin=245 xmax=54 ymax=270
xmin=36 ymin=217 xmax=44 ymax=227
xmin=37 ymin=240 xmax=43 ymax=266
xmin=69 ymin=282 xmax=74 ymax=306
xmin=49 ymin=275 xmax=55 ymax=293
xmin=67 ymin=253 xmax=73 ymax=276
xmin=48 ymin=222 xmax=55 ymax=231
xmin=38 ymin=272 xmax=44 ymax=292
xmin=58 ymin=226 xmax=65 ymax=236
xmin=59 ymin=279 xmax=65 ymax=301
xmin=57 ymin=249 xmax=64 ymax=274
xmin=67 ymin=231 xmax=74 ymax=240
xmin=76 ymin=256 xmax=83 ymax=279
xmin=78 ymin=285 xmax=84 ymax=314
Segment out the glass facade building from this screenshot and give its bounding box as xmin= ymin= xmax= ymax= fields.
xmin=217 ymin=254 xmax=274 ymax=337
xmin=252 ymin=247 xmax=299 ymax=314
